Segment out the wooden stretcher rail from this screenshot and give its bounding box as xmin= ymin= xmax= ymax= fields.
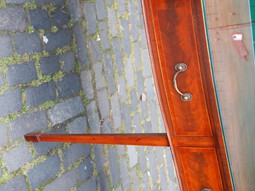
xmin=25 ymin=133 xmax=170 ymax=147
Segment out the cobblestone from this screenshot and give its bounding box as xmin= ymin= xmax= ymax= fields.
xmin=86 ymin=100 xmax=100 ymax=133
xmin=0 ymin=73 xmax=3 ymax=88
xmin=131 ymin=168 xmax=140 ymax=191
xmin=137 ymin=147 xmax=147 ymax=173
xmin=57 ymin=73 xmax=81 ymax=99
xmin=6 ymin=0 xmax=30 ymax=4
xmin=121 ymin=19 xmax=131 ymax=55
xmin=111 ymin=94 xmax=121 ymax=129
xmin=84 ymin=2 xmax=97 ymax=35
xmin=93 ymin=62 xmax=106 ymax=90
xmin=28 ymin=155 xmax=60 ymax=190
xmin=77 ymin=177 xmax=96 ymax=191
xmin=121 ymin=104 xmax=132 ymax=133
xmin=26 ymin=81 xmax=56 ymax=107
xmin=99 ymin=22 xmax=110 ymax=50
xmin=3 ymin=143 xmax=32 ymax=172
xmin=29 ymin=9 xmax=50 ymax=30
xmin=94 ymin=145 xmax=105 ymax=172
xmin=73 ymin=24 xmax=89 ymax=65
xmin=107 ymin=7 xmax=118 ymax=37
xmin=112 ymin=38 xmax=123 ymax=75
xmin=10 ymin=111 xmax=48 ymax=140
xmin=125 ymin=58 xmax=134 ymax=88
xmin=117 ymin=1 xmax=125 ymax=16
xmin=98 ymin=171 xmax=110 ymax=191
xmin=69 ymin=0 xmax=82 ymax=23
xmin=35 ymin=0 xmax=63 ymax=6
xmin=0 ymin=89 xmax=22 ymax=117
xmin=0 ymin=36 xmax=12 ymax=59
xmin=80 ymin=70 xmax=94 ymax=99
xmin=59 ymin=51 xmax=76 ymax=72
xmin=118 ymin=76 xmax=127 ymax=103
xmin=0 ymin=122 xmax=8 ymax=147
xmin=0 ymin=176 xmax=27 ymax=191
xmin=119 ymin=157 xmax=130 ymax=191
xmin=97 ymin=88 xmax=110 ymax=119
xmin=96 ymin=0 xmax=107 ymax=20
xmin=108 ymin=147 xmax=120 ymax=187
xmin=67 ymin=116 xmax=88 ymax=133
xmin=0 ymin=8 xmax=26 ymax=31
xmin=40 ymin=55 xmax=61 ymax=75
xmin=7 ymin=61 xmax=37 ymax=86
xmin=88 ymin=39 xmax=102 ymax=62
xmin=45 ymin=29 xmax=72 ymax=52
xmin=44 ymin=169 xmax=79 ymax=191
xmin=127 ymin=146 xmax=138 ymax=168
xmin=47 ymin=97 xmax=85 ymax=125
xmin=134 ymin=41 xmax=141 ymax=67
xmin=78 ymin=156 xmax=93 ymax=180
xmin=103 ymin=52 xmax=116 ymax=94
xmin=62 ymin=144 xmax=91 ymax=169
xmin=52 ymin=9 xmax=70 ymax=28
xmin=14 ymin=33 xmax=41 ymax=55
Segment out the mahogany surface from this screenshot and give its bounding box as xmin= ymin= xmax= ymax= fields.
xmin=25 ymin=133 xmax=170 ymax=147
xmin=141 ymin=0 xmax=234 ymax=190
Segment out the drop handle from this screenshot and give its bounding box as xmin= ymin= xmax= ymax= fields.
xmin=173 ymin=63 xmax=192 ymax=101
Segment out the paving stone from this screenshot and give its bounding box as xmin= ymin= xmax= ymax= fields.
xmin=57 ymin=73 xmax=81 ymax=99
xmin=103 ymin=53 xmax=116 ymax=94
xmin=99 ymin=22 xmax=110 ymax=50
xmin=47 ymin=97 xmax=85 ymax=125
xmin=150 ymin=101 xmax=159 ymax=132
xmin=69 ymin=0 xmax=82 ymax=22
xmin=98 ymin=171 xmax=110 ymax=191
xmin=84 ymin=2 xmax=97 ymax=35
xmin=34 ymin=142 xmax=62 ymax=157
xmin=0 ymin=36 xmax=12 ymax=59
xmin=140 ymin=101 xmax=148 ymax=120
xmin=148 ymin=151 xmax=158 ymax=184
xmin=101 ymin=118 xmax=113 ymax=133
xmin=35 ymin=0 xmax=63 ymax=6
xmin=0 ymin=72 xmax=4 ymax=88
xmin=0 ymin=8 xmax=26 ymax=31
xmin=131 ymin=168 xmax=140 ymax=191
xmin=45 ymin=29 xmax=72 ymax=52
xmin=28 ymin=155 xmax=60 ymax=190
xmin=130 ymin=4 xmax=139 ymax=41
xmin=94 ymin=145 xmax=105 ymax=172
xmin=108 ymin=147 xmax=121 ymax=187
xmin=59 ymin=51 xmax=76 ymax=72
xmin=140 ymin=28 xmax=148 ymax=48
xmin=97 ymin=88 xmax=110 ymax=119
xmin=80 ymin=70 xmax=94 ymax=99
xmin=96 ymin=0 xmax=107 ymax=20
xmin=111 ymin=94 xmax=121 ymax=129
xmin=52 ymin=9 xmax=70 ymax=28
xmin=155 ymin=148 xmax=164 ymax=165
xmin=0 ymin=168 xmax=2 ymax=176
xmin=0 ymin=89 xmax=22 ymax=117
xmin=137 ymin=147 xmax=147 ymax=173
xmin=78 ymin=156 xmax=93 ymax=180
xmin=67 ymin=116 xmax=88 ymax=133
xmin=117 ymin=0 xmax=125 ymax=16
xmin=14 ymin=33 xmax=41 ymax=55
xmin=121 ymin=104 xmax=132 ymax=133
xmin=118 ymin=76 xmax=127 ymax=103
xmin=107 ymin=8 xmax=118 ymax=37
xmin=143 ymin=121 xmax=152 ymax=133
xmin=63 ymin=144 xmax=91 ymax=168
xmin=141 ymin=50 xmax=151 ymax=76
xmin=93 ymin=62 xmax=106 ymax=90
xmin=6 ymin=0 xmax=30 ymax=4
xmin=141 ymin=172 xmax=150 ymax=191
xmin=86 ymin=100 xmax=100 ymax=133
xmin=40 ymin=55 xmax=60 ymax=75
xmin=119 ymin=157 xmax=131 ymax=191
xmin=112 ymin=38 xmax=123 ymax=75
xmin=130 ymin=90 xmax=138 ymax=111
xmin=10 ymin=111 xmax=48 ymax=140
xmin=3 ymin=143 xmax=32 ymax=172
xmin=134 ymin=42 xmax=141 ymax=68
xmin=0 ymin=122 xmax=8 ymax=147
xmin=159 ymin=166 xmax=169 ymax=191
xmin=7 ymin=61 xmax=37 ymax=86
xmin=73 ymin=24 xmax=89 ymax=65
xmin=132 ymin=112 xmax=142 ymax=133
xmin=125 ymin=58 xmax=134 ymax=88
xmin=106 ymin=0 xmax=114 ymax=6
xmin=29 ymin=9 xmax=50 ymax=30
xmin=136 ymin=71 xmax=145 ymax=95
xmin=26 ymin=81 xmax=56 ymax=107
xmin=88 ymin=39 xmax=102 ymax=61
xmin=116 ymin=145 xmax=125 ymax=156
xmin=77 ymin=177 xmax=96 ymax=191
xmin=145 ymin=77 xmax=155 ymax=101
xmin=127 ymin=146 xmax=138 ymax=168
xmin=0 ymin=176 xmax=27 ymax=191
xmin=121 ymin=19 xmax=131 ymax=55
xmin=44 ymin=169 xmax=79 ymax=191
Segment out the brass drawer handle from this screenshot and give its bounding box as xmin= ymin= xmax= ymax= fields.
xmin=201 ymin=188 xmax=212 ymax=191
xmin=173 ymin=63 xmax=192 ymax=101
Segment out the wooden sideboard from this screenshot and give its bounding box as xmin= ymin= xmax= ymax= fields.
xmin=141 ymin=0 xmax=234 ymax=190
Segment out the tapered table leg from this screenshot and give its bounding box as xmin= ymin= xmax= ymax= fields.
xmin=24 ymin=133 xmax=170 ymax=147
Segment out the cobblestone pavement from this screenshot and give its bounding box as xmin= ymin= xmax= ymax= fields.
xmin=0 ymin=0 xmax=180 ymax=190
